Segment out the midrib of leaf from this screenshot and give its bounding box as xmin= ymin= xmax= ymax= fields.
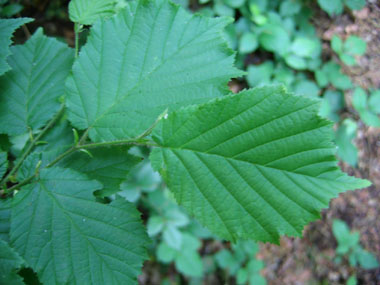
xmin=36 ymin=180 xmax=138 ymax=282
xmin=74 ymin=3 xmax=231 ymax=135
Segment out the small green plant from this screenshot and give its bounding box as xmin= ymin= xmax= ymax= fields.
xmin=352 ymin=87 xmax=380 ymax=127
xmin=331 ymin=35 xmax=366 ymax=66
xmin=317 ymin=0 xmax=366 ymax=17
xmin=332 ymin=219 xmax=379 ymax=269
xmin=0 ymin=0 xmax=372 ymax=283
xmin=215 ymin=240 xmax=266 ymax=284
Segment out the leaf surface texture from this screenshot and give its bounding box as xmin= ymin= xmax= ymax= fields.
xmin=151 ymin=86 xmax=370 ymax=242
xmin=66 ymin=0 xmax=242 ymax=142
xmin=10 ymin=167 xmax=149 ymax=284
xmin=0 ymin=29 xmax=74 ymax=135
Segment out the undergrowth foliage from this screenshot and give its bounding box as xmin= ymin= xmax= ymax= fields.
xmin=0 ymin=0 xmax=371 ymax=283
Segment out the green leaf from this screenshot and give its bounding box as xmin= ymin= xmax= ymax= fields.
xmin=360 ymin=110 xmax=380 ymax=127
xmin=0 ymin=28 xmax=74 ymax=136
xmin=331 ymin=35 xmax=343 ymax=54
xmin=247 ymin=61 xmax=274 ymax=87
xmin=0 ymin=152 xmax=7 ymax=179
xmin=352 ymin=87 xmax=367 ymax=112
xmin=285 ymin=54 xmax=307 ymax=70
xmin=157 ymin=242 xmax=176 ymax=263
xmin=0 ymin=239 xmax=24 ymax=285
xmin=0 ymin=198 xmax=11 ymax=242
xmin=279 ymin=0 xmax=301 ymax=16
xmin=239 ymin=32 xmax=258 ymax=54
xmin=150 ymin=86 xmax=370 ymax=243
xmin=69 ymin=0 xmax=118 ymax=25
xmin=340 ymin=53 xmax=356 ymax=66
xmin=344 ymin=35 xmax=366 ymax=56
xmin=224 ymin=0 xmax=245 ymax=8
xmin=318 ymin=0 xmax=343 ymax=16
xmin=11 ymin=167 xmax=149 ymax=284
xmin=368 ymin=90 xmax=380 ymax=114
xmin=259 ymin=24 xmax=290 ymax=55
xmin=344 ymin=0 xmax=366 ymax=10
xmin=333 ymin=219 xmax=360 ymax=254
xmin=291 ymin=37 xmax=320 ymax=58
xmin=175 ymin=247 xmax=203 ymax=277
xmin=0 ymin=3 xmax=23 ymax=17
xmin=0 ymin=17 xmax=33 ymax=76
xmin=66 ymin=0 xmax=242 ymax=142
xmin=59 ymin=147 xmax=141 ymax=197
xmin=322 ymin=62 xmax=352 ymax=90
xmin=293 ymin=80 xmax=320 ymax=97
xmin=163 ymin=224 xmax=182 ymax=250
xmin=319 ymin=90 xmax=344 ymax=122
xmin=147 ymin=216 xmax=165 ymax=236
xmin=335 ymin=119 xmax=358 ymax=166
xmin=347 ymin=275 xmax=357 ymax=285
xmin=355 ymin=249 xmax=379 ymax=269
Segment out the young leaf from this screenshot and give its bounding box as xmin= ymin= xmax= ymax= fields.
xmin=0 ymin=152 xmax=7 ymax=179
xmin=150 ymin=86 xmax=370 ymax=243
xmin=0 ymin=17 xmax=33 ymax=75
xmin=66 ymin=0 xmax=242 ymax=142
xmin=0 ymin=239 xmax=24 ymax=284
xmin=69 ymin=0 xmax=118 ymax=25
xmin=59 ymin=147 xmax=142 ymax=197
xmin=0 ymin=28 xmax=74 ymax=135
xmin=344 ymin=35 xmax=366 ymax=56
xmin=317 ymin=0 xmax=343 ymax=17
xmin=10 ymin=167 xmax=149 ymax=284
xmin=344 ymin=0 xmax=366 ymax=11
xmin=259 ymin=24 xmax=290 ymax=56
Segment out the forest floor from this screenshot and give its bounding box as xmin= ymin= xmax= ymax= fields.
xmin=258 ymin=3 xmax=380 ymax=284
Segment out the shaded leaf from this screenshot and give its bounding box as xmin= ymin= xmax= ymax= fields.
xmin=59 ymin=146 xmax=141 ymax=197
xmin=0 ymin=239 xmax=24 ymax=284
xmin=11 ymin=167 xmax=149 ymax=284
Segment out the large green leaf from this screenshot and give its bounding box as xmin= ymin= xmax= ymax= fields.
xmin=10 ymin=167 xmax=149 ymax=284
xmin=0 ymin=239 xmax=24 ymax=284
xmin=59 ymin=147 xmax=142 ymax=197
xmin=150 ymin=86 xmax=370 ymax=243
xmin=69 ymin=0 xmax=118 ymax=25
xmin=0 ymin=28 xmax=74 ymax=135
xmin=0 ymin=17 xmax=33 ymax=76
xmin=66 ymin=0 xmax=242 ymax=142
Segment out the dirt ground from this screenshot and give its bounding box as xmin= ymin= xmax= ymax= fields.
xmin=258 ymin=2 xmax=380 ymax=285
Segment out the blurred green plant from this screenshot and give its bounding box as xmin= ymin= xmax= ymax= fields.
xmin=331 ymin=35 xmax=366 ymax=66
xmin=352 ymin=87 xmax=380 ymax=127
xmin=332 ymin=219 xmax=379 ymax=270
xmin=215 ymin=240 xmax=266 ymax=284
xmin=317 ymin=0 xmax=366 ymax=17
xmin=0 ymin=0 xmax=23 ymax=17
